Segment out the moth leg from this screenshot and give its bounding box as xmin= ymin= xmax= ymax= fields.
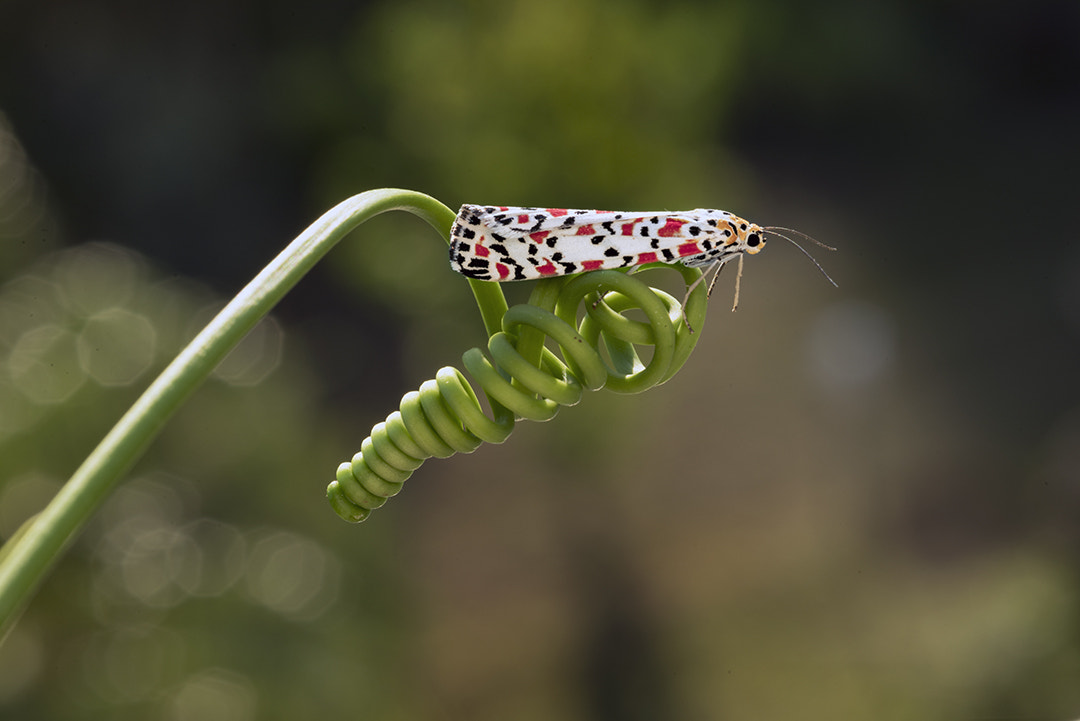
xmin=681 ymin=260 xmax=725 ymax=333
xmin=730 ymin=254 xmax=744 ymax=312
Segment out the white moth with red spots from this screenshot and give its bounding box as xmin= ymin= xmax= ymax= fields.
xmin=448 ymin=205 xmax=835 ymax=321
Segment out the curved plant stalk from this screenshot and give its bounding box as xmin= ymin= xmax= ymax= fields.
xmin=0 ymin=189 xmax=497 ymax=637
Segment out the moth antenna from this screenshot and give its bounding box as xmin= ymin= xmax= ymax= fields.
xmin=764 ymin=225 xmax=837 ymax=251
xmin=763 ymin=228 xmax=839 ymax=288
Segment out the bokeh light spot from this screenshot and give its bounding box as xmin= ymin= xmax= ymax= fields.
xmin=8 ymin=323 xmax=86 ymax=403
xmin=118 ymin=527 xmax=194 ymax=608
xmin=807 ymin=300 xmax=896 ymax=392
xmin=0 ymin=275 xmax=67 ymax=346
xmin=0 ymin=112 xmax=54 ymax=252
xmin=244 ymin=531 xmax=339 ymax=620
xmin=174 ymin=519 xmax=248 ymax=598
xmin=171 ymin=668 xmax=257 ymax=721
xmin=77 ymin=307 xmax=157 ymax=386
xmin=211 ymin=315 xmax=283 ymax=386
xmin=53 ymin=243 xmax=139 ymax=316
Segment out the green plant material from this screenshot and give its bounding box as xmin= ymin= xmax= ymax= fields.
xmin=0 ymin=189 xmax=481 ymax=637
xmin=0 ymin=188 xmax=709 ymax=637
xmin=327 ymin=263 xmax=708 ymax=523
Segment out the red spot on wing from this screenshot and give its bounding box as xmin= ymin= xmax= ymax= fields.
xmin=621 ymin=222 xmax=637 ymax=236
xmin=529 ymin=230 xmax=551 ymax=243
xmin=581 ymin=260 xmax=604 ymax=271
xmin=545 ymin=209 xmax=569 ymax=216
xmin=657 ymin=218 xmax=687 ymax=237
xmin=473 ymin=241 xmax=489 ymax=258
xmin=495 ymin=263 xmax=510 ymax=280
xmin=678 ymin=242 xmax=702 ymax=257
xmin=575 ymin=224 xmax=596 ymax=235
xmin=535 ymin=260 xmax=558 ymax=276
xmin=635 ymin=252 xmax=658 ymax=265
xmin=518 ymin=214 xmax=531 ymax=224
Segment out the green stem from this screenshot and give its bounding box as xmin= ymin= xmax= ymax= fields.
xmin=0 ymin=188 xmax=500 ymax=636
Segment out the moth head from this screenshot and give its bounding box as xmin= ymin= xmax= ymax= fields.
xmin=741 ymin=222 xmax=766 ymax=255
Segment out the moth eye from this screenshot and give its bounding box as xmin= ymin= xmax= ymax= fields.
xmin=747 ymin=233 xmax=761 ymax=247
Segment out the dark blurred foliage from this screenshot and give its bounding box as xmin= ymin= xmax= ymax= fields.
xmin=1 ymin=0 xmax=1079 ymax=719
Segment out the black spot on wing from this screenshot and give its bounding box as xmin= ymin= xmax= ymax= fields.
xmin=464 ymin=258 xmax=491 ymax=277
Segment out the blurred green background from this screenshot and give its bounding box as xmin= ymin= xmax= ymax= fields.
xmin=1 ymin=0 xmax=1079 ymax=719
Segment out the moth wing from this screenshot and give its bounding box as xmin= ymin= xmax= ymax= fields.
xmin=449 ymin=205 xmax=737 ymax=281
xmin=467 ymin=206 xmax=626 ymax=237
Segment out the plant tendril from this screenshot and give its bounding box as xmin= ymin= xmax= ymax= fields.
xmin=327 ymin=264 xmax=708 ymax=522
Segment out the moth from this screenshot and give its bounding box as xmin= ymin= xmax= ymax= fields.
xmin=448 ymin=205 xmax=835 ymax=325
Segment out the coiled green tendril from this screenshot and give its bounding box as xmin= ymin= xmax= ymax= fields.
xmin=327 ymin=263 xmax=709 ymax=522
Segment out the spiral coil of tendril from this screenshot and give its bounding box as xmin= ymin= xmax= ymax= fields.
xmin=326 ymin=265 xmax=708 ymax=522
